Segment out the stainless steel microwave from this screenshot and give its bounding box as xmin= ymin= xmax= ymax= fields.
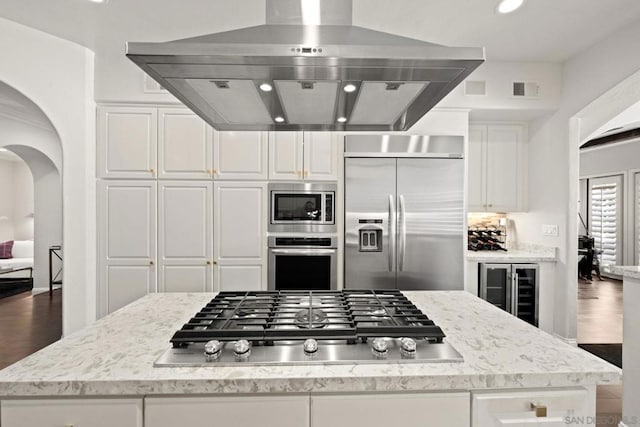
xmin=268 ymin=182 xmax=336 ymax=233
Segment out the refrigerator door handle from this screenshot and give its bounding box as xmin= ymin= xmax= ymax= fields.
xmin=398 ymin=195 xmax=406 ymax=272
xmin=388 ymin=195 xmax=396 ymax=272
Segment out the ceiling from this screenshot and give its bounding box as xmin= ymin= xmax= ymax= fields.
xmin=1 ymin=0 xmax=640 ymax=62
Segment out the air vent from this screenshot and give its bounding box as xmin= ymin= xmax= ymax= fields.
xmin=464 ymin=80 xmax=486 ymax=96
xmin=513 ymin=81 xmax=540 ymax=98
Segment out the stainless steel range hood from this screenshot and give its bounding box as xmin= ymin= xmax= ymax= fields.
xmin=126 ymin=0 xmax=484 ymax=131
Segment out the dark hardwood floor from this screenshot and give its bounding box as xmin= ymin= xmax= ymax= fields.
xmin=577 ymin=277 xmax=624 ymax=427
xmin=0 ymin=289 xmax=62 ymax=370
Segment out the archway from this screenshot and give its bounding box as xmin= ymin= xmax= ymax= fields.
xmin=0 ymin=80 xmax=64 ymax=364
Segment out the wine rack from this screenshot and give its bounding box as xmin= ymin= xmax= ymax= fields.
xmin=467 ymin=226 xmax=507 ymax=251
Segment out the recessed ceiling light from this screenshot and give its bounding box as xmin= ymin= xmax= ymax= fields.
xmin=274 ymin=116 xmax=285 ymax=123
xmin=343 ymin=84 xmax=357 ymax=93
xmin=88 ymin=0 xmax=107 ymax=3
xmin=259 ymin=83 xmax=273 ymax=92
xmin=497 ymin=0 xmax=523 ymax=14
xmin=337 ymin=117 xmax=347 ymax=123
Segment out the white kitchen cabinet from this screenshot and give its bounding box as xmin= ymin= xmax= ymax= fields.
xmin=145 ymin=395 xmax=309 ymax=427
xmin=472 ymin=387 xmax=594 ymax=426
xmin=97 ymin=180 xmax=156 ymax=316
xmin=213 ymin=181 xmax=267 ymax=291
xmin=1 ymin=398 xmax=143 ymax=427
xmin=311 ymin=392 xmax=470 ymax=427
xmin=303 ymin=132 xmax=340 ymax=180
xmin=158 ymin=108 xmax=212 ymax=180
xmin=97 ymin=106 xmax=157 ymax=179
xmin=98 ymin=106 xmax=213 ymax=180
xmin=213 ymin=131 xmax=268 ymax=180
xmin=468 ymin=123 xmax=526 ymax=212
xmin=158 ymin=181 xmax=213 ymax=292
xmin=269 ymin=132 xmax=338 ymax=181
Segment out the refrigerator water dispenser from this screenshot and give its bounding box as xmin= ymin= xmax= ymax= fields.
xmin=359 ymin=227 xmax=382 ymax=252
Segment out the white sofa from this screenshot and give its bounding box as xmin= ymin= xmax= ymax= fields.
xmin=0 ymin=240 xmax=34 ymax=278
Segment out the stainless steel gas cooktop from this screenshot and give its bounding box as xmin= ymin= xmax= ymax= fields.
xmin=155 ymin=290 xmax=463 ymax=367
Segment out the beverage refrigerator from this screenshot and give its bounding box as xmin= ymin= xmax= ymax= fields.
xmin=479 ymin=263 xmax=539 ymax=326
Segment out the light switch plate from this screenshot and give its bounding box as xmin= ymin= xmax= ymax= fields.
xmin=542 ymin=224 xmax=559 ymax=236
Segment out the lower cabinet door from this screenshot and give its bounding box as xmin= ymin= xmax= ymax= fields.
xmin=472 ymin=387 xmax=594 ymax=427
xmin=311 ymin=392 xmax=470 ymax=427
xmin=145 ymin=395 xmax=309 ymax=427
xmin=1 ymin=398 xmax=143 ymax=427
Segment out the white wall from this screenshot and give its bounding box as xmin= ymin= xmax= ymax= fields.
xmin=581 ymin=139 xmax=640 ymax=177
xmin=0 ymin=159 xmax=15 ymax=241
xmin=0 ymin=17 xmax=96 ymax=334
xmin=510 ymin=18 xmax=640 ymax=341
xmin=0 ymin=158 xmax=33 ymax=242
xmin=12 ymin=160 xmax=34 ymax=240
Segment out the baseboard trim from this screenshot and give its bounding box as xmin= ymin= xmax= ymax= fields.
xmin=553 ymin=333 xmax=578 ymax=346
xmin=618 ymin=422 xmax=628 ymax=427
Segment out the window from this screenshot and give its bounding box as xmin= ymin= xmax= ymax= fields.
xmin=589 ymin=175 xmax=623 ymax=266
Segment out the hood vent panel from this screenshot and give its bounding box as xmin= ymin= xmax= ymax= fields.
xmin=275 ymin=80 xmax=338 ymax=124
xmin=186 ymin=79 xmax=273 ymax=125
xmin=127 ymin=1 xmax=484 ymax=131
xmin=349 ymin=81 xmax=427 ymax=125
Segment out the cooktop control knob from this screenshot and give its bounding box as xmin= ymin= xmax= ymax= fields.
xmin=371 ymin=338 xmax=389 ymax=358
xmin=233 ymin=340 xmax=251 ymax=359
xmin=303 ymin=339 xmax=318 ymax=355
xmin=400 ymin=337 xmax=417 ymax=358
xmin=204 ymin=340 xmax=223 ymax=361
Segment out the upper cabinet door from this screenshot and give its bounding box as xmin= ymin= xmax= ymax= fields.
xmin=98 ymin=107 xmax=157 ymax=179
xmin=158 ymin=181 xmax=213 ymax=293
xmin=303 ymin=132 xmax=339 ymax=181
xmin=213 ymin=131 xmax=268 ymax=180
xmin=486 ymin=125 xmax=523 ymax=212
xmin=268 ymin=132 xmax=304 ymax=180
xmin=467 ymin=125 xmax=487 ymax=211
xmin=158 ymin=109 xmax=212 ymax=180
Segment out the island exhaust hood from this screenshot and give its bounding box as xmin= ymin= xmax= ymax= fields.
xmin=126 ymin=0 xmax=484 ymax=131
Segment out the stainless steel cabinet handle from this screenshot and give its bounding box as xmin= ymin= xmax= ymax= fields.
xmin=398 ymin=195 xmax=406 ymax=272
xmin=388 ymin=195 xmax=396 ymax=272
xmin=270 ymin=249 xmax=336 ymax=255
xmin=513 ymin=272 xmax=519 ymax=316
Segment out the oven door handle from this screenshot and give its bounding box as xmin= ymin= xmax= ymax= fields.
xmin=389 ymin=194 xmax=396 ymax=272
xmin=270 ymin=249 xmax=336 ymax=255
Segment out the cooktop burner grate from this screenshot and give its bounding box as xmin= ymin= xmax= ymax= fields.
xmin=170 ymin=290 xmax=445 ymax=347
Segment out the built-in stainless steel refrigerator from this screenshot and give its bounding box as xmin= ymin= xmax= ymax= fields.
xmin=344 ymin=135 xmax=465 ymax=290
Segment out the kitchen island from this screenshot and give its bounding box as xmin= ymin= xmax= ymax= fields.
xmin=0 ymin=291 xmax=620 ymax=426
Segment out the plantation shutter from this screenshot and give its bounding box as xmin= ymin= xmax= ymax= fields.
xmin=589 ymin=175 xmax=623 ymax=266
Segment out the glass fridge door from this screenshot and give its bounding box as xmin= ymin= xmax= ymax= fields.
xmin=514 ymin=265 xmax=539 ymax=326
xmin=479 ymin=264 xmax=512 ymax=312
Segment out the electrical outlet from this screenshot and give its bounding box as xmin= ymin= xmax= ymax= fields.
xmin=542 ymin=224 xmax=559 ymax=237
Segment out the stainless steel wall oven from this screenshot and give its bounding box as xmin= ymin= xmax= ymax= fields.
xmin=268 ymin=235 xmax=337 ymax=291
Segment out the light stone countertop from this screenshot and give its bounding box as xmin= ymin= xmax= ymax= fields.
xmin=467 ymin=243 xmax=557 ymax=263
xmin=0 ymin=291 xmax=619 ymax=397
xmin=606 ymin=265 xmax=640 ymax=280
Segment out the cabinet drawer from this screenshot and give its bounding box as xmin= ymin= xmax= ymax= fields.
xmin=145 ymin=395 xmax=309 ymax=427
xmin=472 ymin=387 xmax=594 ymax=426
xmin=311 ymin=392 xmax=470 ymax=427
xmin=1 ymin=398 xmax=143 ymax=427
